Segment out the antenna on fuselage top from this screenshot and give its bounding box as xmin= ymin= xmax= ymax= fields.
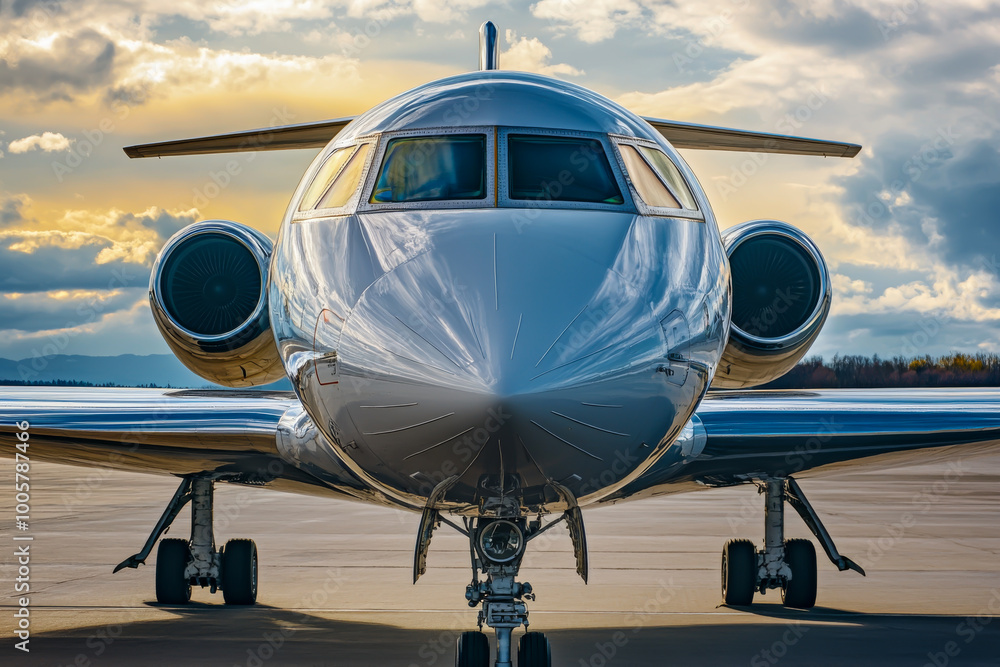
xmin=479 ymin=21 xmax=499 ymax=70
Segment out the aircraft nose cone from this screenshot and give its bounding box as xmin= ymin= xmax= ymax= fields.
xmin=333 ymin=217 xmax=685 ymax=507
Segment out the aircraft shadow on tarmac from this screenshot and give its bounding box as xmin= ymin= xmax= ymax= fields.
xmin=21 ymin=603 xmax=1000 ymax=667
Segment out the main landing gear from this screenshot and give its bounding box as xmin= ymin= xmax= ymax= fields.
xmin=114 ymin=476 xmax=258 ymax=605
xmin=723 ymin=476 xmax=865 ymax=608
xmin=415 ymin=501 xmax=587 ymax=667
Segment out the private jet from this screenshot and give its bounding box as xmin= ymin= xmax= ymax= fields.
xmin=4 ymin=22 xmax=1000 ymax=667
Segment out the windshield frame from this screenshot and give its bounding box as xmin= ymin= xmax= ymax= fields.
xmin=498 ymin=127 xmax=636 ymax=213
xmin=609 ymin=136 xmax=705 ymax=221
xmin=358 ymin=126 xmax=496 ymax=212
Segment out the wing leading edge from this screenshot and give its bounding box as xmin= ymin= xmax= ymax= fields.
xmin=123 ymin=118 xmax=354 ymax=158
xmin=0 ymin=387 xmax=379 ymax=504
xmin=611 ymin=388 xmax=1000 ymax=502
xmin=643 ymin=117 xmax=862 ymax=158
xmin=123 ymin=116 xmax=859 ymax=159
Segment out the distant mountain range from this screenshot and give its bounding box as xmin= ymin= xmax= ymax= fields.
xmin=0 ymin=354 xmax=292 ymax=389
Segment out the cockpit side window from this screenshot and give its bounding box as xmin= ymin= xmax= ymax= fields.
xmin=507 ymin=135 xmax=624 ymax=204
xmin=637 ymin=145 xmax=699 ymax=211
xmin=619 ymin=145 xmax=682 ymax=209
xmin=298 ymin=146 xmax=356 ymax=212
xmin=370 ymin=135 xmax=487 ymax=203
xmin=315 ymin=143 xmax=371 ymax=210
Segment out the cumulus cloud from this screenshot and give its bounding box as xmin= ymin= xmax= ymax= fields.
xmin=111 ymin=38 xmax=361 ymax=100
xmin=503 ymin=30 xmax=583 ymax=77
xmin=532 ymin=0 xmax=645 ymax=43
xmin=0 ymin=29 xmax=117 ymax=102
xmin=8 ymin=131 xmax=73 ymax=154
xmin=0 ymin=201 xmax=198 ymax=295
xmin=0 ymin=6 xmax=362 ymax=105
xmin=160 ymin=0 xmax=334 ymax=36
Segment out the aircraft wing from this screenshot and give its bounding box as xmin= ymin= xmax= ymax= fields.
xmin=642 ymin=117 xmax=862 ymax=157
xmin=0 ymin=387 xmax=378 ymax=503
xmin=611 ymin=388 xmax=1000 ymax=501
xmin=123 ymin=118 xmax=354 ymax=158
xmin=122 ymin=115 xmax=860 ymax=159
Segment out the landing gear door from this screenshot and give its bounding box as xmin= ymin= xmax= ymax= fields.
xmin=659 ymin=310 xmax=689 ymax=386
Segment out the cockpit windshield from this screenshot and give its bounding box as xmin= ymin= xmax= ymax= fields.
xmin=507 ymin=135 xmax=623 ymax=205
xmin=370 ymin=135 xmax=487 ymax=203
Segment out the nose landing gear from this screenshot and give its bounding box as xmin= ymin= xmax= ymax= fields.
xmin=417 ymin=507 xmax=586 ymax=667
xmin=461 ymin=517 xmax=548 ymax=667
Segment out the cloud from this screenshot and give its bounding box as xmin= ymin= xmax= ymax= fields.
xmin=8 ymin=0 xmax=60 ymax=18
xmin=503 ymin=30 xmax=583 ymax=77
xmin=0 ymin=203 xmax=197 ymax=357
xmin=832 ymin=264 xmax=1000 ymax=323
xmin=0 ymin=29 xmax=116 ymax=102
xmin=0 ymin=287 xmax=141 ymax=333
xmin=549 ymin=0 xmax=1000 ymax=358
xmin=531 ymin=0 xmax=645 ymax=44
xmin=111 ymin=38 xmax=361 ymax=100
xmin=0 ymin=194 xmax=30 ymax=227
xmin=0 ymin=202 xmax=198 ymax=293
xmin=0 ymin=294 xmax=168 ymax=359
xmin=409 ymin=0 xmax=491 ymax=24
xmin=0 ymin=7 xmax=362 ymax=106
xmin=160 ymin=0 xmax=334 ymax=36
xmin=8 ymin=131 xmax=73 ymax=154
xmin=837 ymin=125 xmax=1000 ymax=272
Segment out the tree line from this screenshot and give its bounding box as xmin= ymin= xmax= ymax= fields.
xmin=4 ymin=353 xmax=1000 ymax=389
xmin=759 ymin=353 xmax=1000 ymax=389
xmin=0 ymin=380 xmax=172 ymax=388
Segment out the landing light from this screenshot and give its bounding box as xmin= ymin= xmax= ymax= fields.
xmin=478 ymin=520 xmax=524 ymax=564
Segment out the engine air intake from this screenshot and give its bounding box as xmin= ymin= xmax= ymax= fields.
xmin=729 ymin=235 xmax=821 ymax=340
xmin=159 ymin=233 xmax=262 ymax=337
xmin=712 ymin=220 xmax=831 ymax=389
xmin=149 ymin=220 xmax=284 ymax=387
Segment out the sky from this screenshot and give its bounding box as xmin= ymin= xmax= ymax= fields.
xmin=1 ymin=0 xmax=999 ymax=363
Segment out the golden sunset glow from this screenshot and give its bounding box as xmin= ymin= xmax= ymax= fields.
xmin=2 ymin=1 xmax=999 ymax=360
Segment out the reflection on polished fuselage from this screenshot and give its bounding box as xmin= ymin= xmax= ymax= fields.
xmin=268 ymin=72 xmax=731 ymax=514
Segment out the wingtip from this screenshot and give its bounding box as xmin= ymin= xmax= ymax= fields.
xmin=123 ymin=146 xmax=142 ymax=159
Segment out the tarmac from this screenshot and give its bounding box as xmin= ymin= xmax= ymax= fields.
xmin=2 ymin=454 xmax=998 ymax=666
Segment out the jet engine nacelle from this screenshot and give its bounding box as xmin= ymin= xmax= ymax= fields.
xmin=149 ymin=220 xmax=285 ymax=387
xmin=711 ymin=220 xmax=831 ymax=389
